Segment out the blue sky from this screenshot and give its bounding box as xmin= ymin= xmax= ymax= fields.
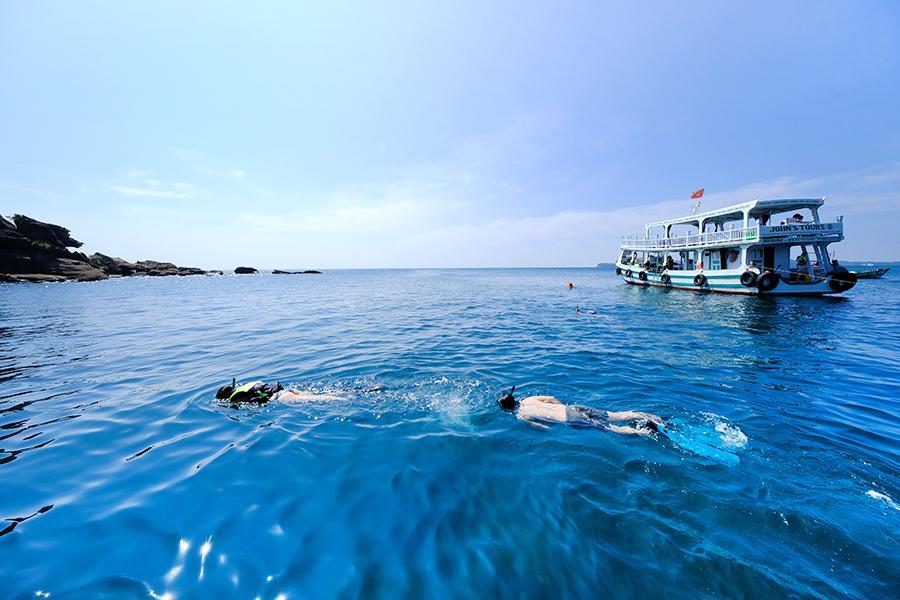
xmin=2 ymin=1 xmax=899 ymax=267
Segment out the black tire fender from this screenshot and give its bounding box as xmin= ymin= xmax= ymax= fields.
xmin=828 ymin=267 xmax=857 ymax=292
xmin=615 ymin=267 xmax=622 ymax=276
xmin=694 ymin=274 xmax=707 ymax=287
xmin=624 ymin=269 xmax=632 ymax=278
xmin=740 ymin=270 xmax=758 ymax=287
xmin=638 ymin=271 xmax=647 ymax=281
xmin=661 ymin=273 xmax=671 ymax=285
xmin=757 ymin=272 xmax=779 ymax=292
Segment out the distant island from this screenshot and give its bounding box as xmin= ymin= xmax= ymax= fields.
xmin=0 ymin=214 xmax=320 ymax=283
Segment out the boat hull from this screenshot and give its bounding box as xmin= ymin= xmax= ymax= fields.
xmin=615 ymin=264 xmax=843 ymax=296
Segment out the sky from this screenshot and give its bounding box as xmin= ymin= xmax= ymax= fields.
xmin=2 ymin=0 xmax=899 ymax=268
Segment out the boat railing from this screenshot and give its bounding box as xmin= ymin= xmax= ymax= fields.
xmin=621 ymin=222 xmax=843 ymax=250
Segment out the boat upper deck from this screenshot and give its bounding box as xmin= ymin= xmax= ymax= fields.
xmin=644 ymin=198 xmax=825 ymax=229
xmin=621 ymin=222 xmax=844 ymax=250
xmin=621 ymin=198 xmax=843 ymax=251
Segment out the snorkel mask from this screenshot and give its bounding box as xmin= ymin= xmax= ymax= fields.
xmin=497 ymin=385 xmax=518 ymax=410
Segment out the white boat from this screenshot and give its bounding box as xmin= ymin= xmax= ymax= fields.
xmin=615 ymin=198 xmax=857 ymax=295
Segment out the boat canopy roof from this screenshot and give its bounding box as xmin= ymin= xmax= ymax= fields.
xmin=644 ymin=198 xmax=825 ymax=229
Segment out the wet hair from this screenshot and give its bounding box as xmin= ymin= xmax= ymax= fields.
xmin=215 ymin=378 xmax=237 ymax=400
xmin=497 ymin=385 xmax=518 ymax=410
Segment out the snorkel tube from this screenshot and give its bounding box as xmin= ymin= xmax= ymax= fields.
xmin=497 ymin=385 xmax=518 ymax=411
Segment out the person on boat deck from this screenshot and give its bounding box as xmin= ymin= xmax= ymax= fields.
xmin=215 ymin=379 xmax=344 ymax=404
xmin=497 ymin=387 xmax=664 ymax=435
xmin=789 ymin=213 xmax=805 ymax=223
xmin=665 ymin=255 xmax=676 ymax=270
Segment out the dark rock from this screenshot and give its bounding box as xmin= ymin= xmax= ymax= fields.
xmin=0 ymin=249 xmax=107 ymax=282
xmin=11 ymin=215 xmax=83 ymax=248
xmin=0 ymin=218 xmax=29 ymax=252
xmin=89 ymin=253 xmax=138 ymax=275
xmin=302 ymin=270 xmax=322 ymax=274
xmin=234 ymin=266 xmax=258 ymax=274
xmin=88 ymin=254 xmax=206 ymax=277
xmin=133 ymin=260 xmax=178 ymax=276
xmin=131 ymin=260 xmax=205 ymax=277
xmin=47 ymin=258 xmax=108 ymax=281
xmin=1 ymin=273 xmax=68 ymax=283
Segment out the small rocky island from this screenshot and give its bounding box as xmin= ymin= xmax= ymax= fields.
xmin=1 ymin=214 xmax=209 ymax=282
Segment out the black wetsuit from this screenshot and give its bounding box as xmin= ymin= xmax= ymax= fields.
xmin=229 ymin=382 xmax=283 ymax=403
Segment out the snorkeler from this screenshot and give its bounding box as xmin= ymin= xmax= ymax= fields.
xmin=216 ymin=379 xmax=344 ymax=404
xmin=497 ymin=387 xmax=663 ymax=435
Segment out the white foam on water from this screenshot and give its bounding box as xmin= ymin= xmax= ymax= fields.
xmin=715 ymin=422 xmax=748 ymax=448
xmin=700 ymin=412 xmax=748 ymax=449
xmin=866 ymin=490 xmax=900 ymax=511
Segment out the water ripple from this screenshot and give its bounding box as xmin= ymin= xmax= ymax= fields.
xmin=0 ymin=267 xmax=898 ymax=597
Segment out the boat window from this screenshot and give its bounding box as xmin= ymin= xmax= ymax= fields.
xmin=680 ymin=250 xmax=698 ymax=270
xmin=747 ymin=246 xmax=763 ymax=267
xmin=724 ymin=247 xmax=741 ymax=269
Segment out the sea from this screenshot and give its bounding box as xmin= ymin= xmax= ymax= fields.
xmin=1 ymin=266 xmax=898 ymax=599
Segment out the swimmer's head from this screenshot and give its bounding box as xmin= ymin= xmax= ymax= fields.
xmin=215 ymin=377 xmax=237 ymax=399
xmin=497 ymin=385 xmax=518 ymax=410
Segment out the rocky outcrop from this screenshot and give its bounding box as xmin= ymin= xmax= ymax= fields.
xmin=1 ymin=215 xmax=107 ymax=282
xmin=0 ymin=216 xmax=30 ymax=252
xmin=1 ymin=214 xmax=210 ymax=283
xmin=89 ymin=253 xmax=138 ymax=275
xmin=12 ymin=214 xmax=83 ymax=249
xmin=234 ymin=266 xmax=258 ymax=274
xmin=87 ymin=254 xmax=206 ymax=277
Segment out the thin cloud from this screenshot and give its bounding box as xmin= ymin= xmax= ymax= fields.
xmin=170 ymin=146 xmax=205 ymax=161
xmin=111 ymin=185 xmax=194 ymax=199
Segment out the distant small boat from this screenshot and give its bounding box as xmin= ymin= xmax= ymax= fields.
xmin=852 ymin=267 xmax=890 ymax=279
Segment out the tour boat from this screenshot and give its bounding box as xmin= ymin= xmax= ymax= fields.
xmin=615 ymin=198 xmax=857 ymax=295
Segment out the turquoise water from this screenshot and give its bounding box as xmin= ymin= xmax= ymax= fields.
xmin=1 ymin=267 xmax=898 ymax=599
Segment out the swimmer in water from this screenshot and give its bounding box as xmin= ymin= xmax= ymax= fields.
xmin=215 ymin=379 xmax=344 ymax=404
xmin=497 ymin=387 xmax=663 ymax=435
xmin=576 ymin=306 xmax=597 ymax=315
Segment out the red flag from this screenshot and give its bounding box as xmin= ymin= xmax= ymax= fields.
xmin=691 ymin=188 xmax=704 ymax=199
